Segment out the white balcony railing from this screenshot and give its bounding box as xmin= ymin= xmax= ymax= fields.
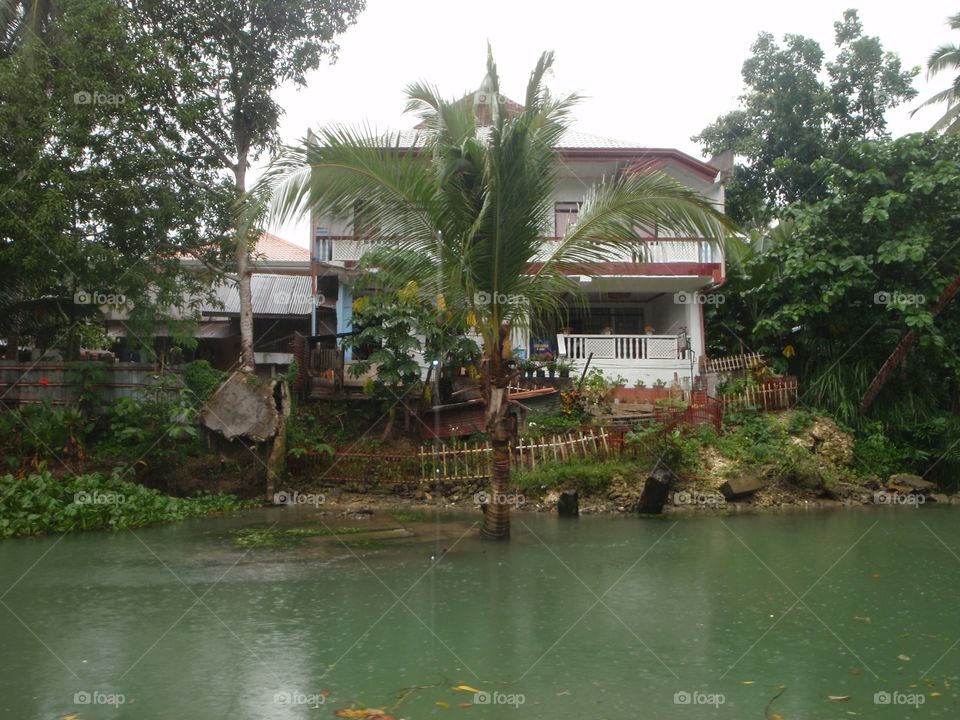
xmin=534 ymin=239 xmax=716 ymax=264
xmin=318 ymin=237 xmax=718 ymax=265
xmin=558 ymin=333 xmax=685 ymax=361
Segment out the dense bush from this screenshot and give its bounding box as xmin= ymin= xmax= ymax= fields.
xmin=0 ymin=472 xmax=252 ymax=538
xmin=183 ymin=360 xmax=228 ymax=404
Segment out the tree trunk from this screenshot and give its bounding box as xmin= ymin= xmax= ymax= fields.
xmin=234 ymin=158 xmax=255 ymax=373
xmin=860 ymin=273 xmax=960 ymax=414
xmin=480 ymin=384 xmax=512 ymax=540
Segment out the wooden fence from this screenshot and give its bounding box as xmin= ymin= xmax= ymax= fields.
xmin=720 ymin=377 xmax=799 ymax=411
xmin=0 ymin=361 xmax=183 ymax=407
xmin=702 ymin=352 xmax=765 ymax=374
xmin=290 ymin=428 xmax=618 ymax=484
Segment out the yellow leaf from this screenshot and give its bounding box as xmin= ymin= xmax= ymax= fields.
xmin=932 ymin=692 xmax=942 ymax=698
xmin=742 ymin=680 xmax=754 ymax=685
xmin=770 ymin=713 xmax=784 ymax=720
xmin=453 ymin=685 xmax=481 ymax=694
xmin=435 ymin=700 xmax=450 ymax=708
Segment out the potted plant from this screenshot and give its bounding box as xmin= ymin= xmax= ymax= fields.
xmin=634 ymin=378 xmax=646 ymax=388
xmin=531 ymin=351 xmax=553 ymax=378
xmin=556 ymin=358 xmax=575 ymax=379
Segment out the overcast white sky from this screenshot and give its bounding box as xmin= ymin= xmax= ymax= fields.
xmin=262 ymin=0 xmax=955 ymax=245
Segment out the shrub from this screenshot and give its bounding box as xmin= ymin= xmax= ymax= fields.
xmin=0 ymin=472 xmax=252 ymax=538
xmin=183 ymin=360 xmax=228 ymax=404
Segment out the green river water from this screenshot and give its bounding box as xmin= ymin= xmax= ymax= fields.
xmin=1 ymin=505 xmax=958 ymax=719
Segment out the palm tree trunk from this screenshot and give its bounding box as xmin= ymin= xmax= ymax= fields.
xmin=860 ymin=273 xmax=960 ymax=413
xmin=480 ymin=383 xmax=512 ymax=539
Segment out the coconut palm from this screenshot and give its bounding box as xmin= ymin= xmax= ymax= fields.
xmin=913 ymin=12 xmax=960 ymax=134
xmin=263 ymin=48 xmax=732 ymax=539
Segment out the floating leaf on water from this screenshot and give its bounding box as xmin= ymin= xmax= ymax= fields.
xmin=435 ymin=701 xmax=450 ymax=708
xmin=556 ymin=690 xmax=571 ymax=696
xmin=458 ymin=702 xmax=473 ymax=708
xmin=898 ymin=654 xmax=911 ymax=662
xmin=742 ymin=680 xmax=754 ymax=685
xmin=770 ymin=713 xmax=784 ymax=720
xmin=871 ymin=573 xmax=881 ymax=579
xmin=453 ymin=685 xmax=480 ymax=694
xmin=828 ymin=695 xmax=851 ymax=701
xmin=334 ymin=709 xmax=394 ymax=719
xmin=853 ymin=616 xmax=871 ymax=623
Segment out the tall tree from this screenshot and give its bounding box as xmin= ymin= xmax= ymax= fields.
xmin=0 ymin=0 xmax=232 ymax=359
xmin=137 ymin=0 xmax=364 ymax=372
xmin=695 ymin=9 xmax=917 ymax=227
xmin=265 ymin=49 xmax=732 ymax=539
xmin=912 ymin=12 xmax=960 ymax=134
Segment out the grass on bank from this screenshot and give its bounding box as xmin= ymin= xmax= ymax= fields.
xmin=0 ymin=472 xmax=255 ymax=539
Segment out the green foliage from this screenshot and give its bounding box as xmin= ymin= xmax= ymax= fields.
xmin=695 ymin=9 xmax=918 ymax=226
xmin=524 ymin=410 xmax=583 ymax=438
xmin=715 ymin=411 xmax=789 ymax=465
xmin=0 ymin=472 xmax=252 ymax=538
xmin=98 ymin=391 xmax=200 ymax=462
xmin=626 ymin=423 xmax=701 ymax=472
xmin=0 ymin=402 xmax=86 ymax=473
xmin=853 ymin=422 xmax=920 ymax=478
xmin=513 ymin=459 xmax=638 ymax=492
xmin=183 ymin=360 xmax=228 ymax=405
xmin=0 ymin=0 xmax=234 ymax=357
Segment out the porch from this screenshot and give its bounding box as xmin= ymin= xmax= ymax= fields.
xmin=556 ymin=332 xmax=697 ymax=389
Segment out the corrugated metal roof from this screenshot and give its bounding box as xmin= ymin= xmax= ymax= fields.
xmin=202 ymin=274 xmax=324 ymax=317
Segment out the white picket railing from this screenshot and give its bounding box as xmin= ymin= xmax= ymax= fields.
xmin=557 ymin=334 xmax=683 ymax=361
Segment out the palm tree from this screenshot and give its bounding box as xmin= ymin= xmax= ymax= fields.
xmin=264 ymin=48 xmax=732 ymax=539
xmin=913 ymin=12 xmax=960 ymax=134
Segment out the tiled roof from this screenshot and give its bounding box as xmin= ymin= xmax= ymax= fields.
xmin=254 ymin=232 xmax=309 ymax=263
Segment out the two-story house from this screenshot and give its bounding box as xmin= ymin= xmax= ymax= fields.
xmin=307 ymin=98 xmax=726 ymax=390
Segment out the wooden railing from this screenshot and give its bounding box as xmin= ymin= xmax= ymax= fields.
xmin=558 ymin=333 xmax=685 ymax=361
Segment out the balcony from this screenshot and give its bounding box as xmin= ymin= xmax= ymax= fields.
xmin=316 ymin=236 xmax=719 ymax=267
xmin=557 ymin=333 xmax=687 ymax=361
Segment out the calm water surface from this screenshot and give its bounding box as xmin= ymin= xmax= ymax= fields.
xmin=1 ymin=505 xmax=958 ymax=719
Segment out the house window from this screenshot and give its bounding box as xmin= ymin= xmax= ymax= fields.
xmin=554 ymin=202 xmax=581 ymax=238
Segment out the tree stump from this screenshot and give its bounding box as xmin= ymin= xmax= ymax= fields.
xmin=557 ymin=491 xmax=579 ymax=517
xmin=637 ymin=463 xmax=676 ymax=514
